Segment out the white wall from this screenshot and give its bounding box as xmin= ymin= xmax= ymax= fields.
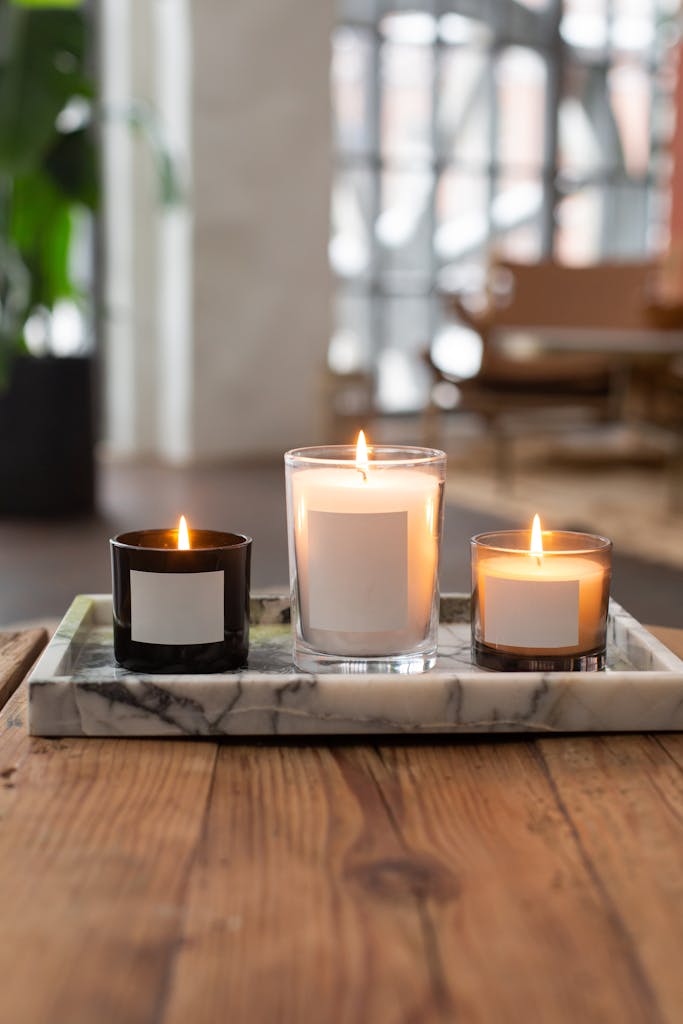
xmin=101 ymin=0 xmax=333 ymax=460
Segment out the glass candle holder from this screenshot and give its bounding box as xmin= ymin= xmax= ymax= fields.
xmin=111 ymin=528 xmax=251 ymax=673
xmin=471 ymin=529 xmax=612 ymax=671
xmin=285 ymin=444 xmax=446 ymax=674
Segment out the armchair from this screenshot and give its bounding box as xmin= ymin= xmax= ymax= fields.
xmin=425 ymin=259 xmax=678 ymax=478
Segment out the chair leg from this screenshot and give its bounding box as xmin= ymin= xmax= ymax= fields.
xmin=608 ymin=361 xmax=632 ymax=422
xmin=491 ymin=418 xmax=513 ymax=490
xmin=422 ymin=400 xmax=443 ymax=449
xmin=669 ymin=436 xmax=683 ymax=514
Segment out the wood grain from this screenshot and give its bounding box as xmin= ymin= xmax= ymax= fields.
xmin=647 ymin=625 xmax=683 ymax=659
xmin=0 ymin=680 xmax=218 ymax=1024
xmin=0 ymin=628 xmax=46 ymax=710
xmin=369 ymin=741 xmax=668 ymax=1024
xmin=537 ymin=734 xmax=683 ymax=1023
xmin=158 ymin=739 xmax=676 ymax=1024
xmin=161 ymin=744 xmax=455 ymax=1024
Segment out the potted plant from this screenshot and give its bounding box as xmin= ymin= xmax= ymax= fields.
xmin=0 ymin=0 xmax=97 ymax=516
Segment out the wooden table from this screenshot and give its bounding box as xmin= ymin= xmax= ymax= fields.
xmin=1 ymin=628 xmax=682 ymax=1024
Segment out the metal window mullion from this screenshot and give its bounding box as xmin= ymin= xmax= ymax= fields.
xmin=428 ymin=18 xmax=441 ymax=347
xmin=541 ymin=0 xmax=563 ymax=258
xmin=338 ymin=150 xmax=554 ymax=177
xmin=487 ymin=31 xmax=500 ymax=256
xmin=368 ymin=20 xmax=383 ymax=374
xmin=599 ymin=0 xmax=616 ymax=255
xmin=648 ymin=0 xmax=667 ymax=253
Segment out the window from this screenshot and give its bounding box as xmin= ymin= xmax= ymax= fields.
xmin=330 ymin=0 xmax=679 ymax=411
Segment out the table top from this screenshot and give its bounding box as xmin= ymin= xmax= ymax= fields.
xmin=1 ymin=626 xmax=682 ymax=1024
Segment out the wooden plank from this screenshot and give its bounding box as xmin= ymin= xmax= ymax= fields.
xmin=0 ymin=680 xmax=219 ymax=1024
xmin=0 ymin=628 xmax=46 ymax=710
xmin=159 ymin=740 xmax=659 ymax=1024
xmin=364 ymin=742 xmax=661 ymax=1023
xmin=158 ymin=743 xmax=441 ymax=1024
xmin=538 ymin=734 xmax=683 ymax=1022
xmin=647 ymin=625 xmax=683 ymax=659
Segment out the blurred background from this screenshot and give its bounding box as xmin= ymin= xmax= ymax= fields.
xmin=0 ymin=0 xmax=682 ymax=626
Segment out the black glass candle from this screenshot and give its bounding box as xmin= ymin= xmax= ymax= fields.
xmin=110 ymin=526 xmax=251 ymax=673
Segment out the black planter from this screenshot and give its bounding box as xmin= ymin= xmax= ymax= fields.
xmin=0 ymin=355 xmax=95 ymax=517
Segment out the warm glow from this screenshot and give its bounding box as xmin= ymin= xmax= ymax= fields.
xmin=530 ymin=513 xmax=543 ymax=558
xmin=426 ymin=496 xmax=434 ymax=534
xmin=177 ymin=515 xmax=190 ymax=550
xmin=356 ymin=430 xmax=369 ymax=480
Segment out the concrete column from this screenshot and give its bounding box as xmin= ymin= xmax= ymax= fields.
xmin=191 ymin=0 xmax=333 ymax=458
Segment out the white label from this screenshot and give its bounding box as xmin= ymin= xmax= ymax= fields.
xmin=307 ymin=510 xmax=407 ymax=632
xmin=484 ymin=576 xmax=580 ymax=648
xmin=130 ymin=570 xmax=224 ymax=645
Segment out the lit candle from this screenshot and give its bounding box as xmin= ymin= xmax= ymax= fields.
xmin=286 ymin=435 xmax=446 ymax=668
xmin=472 ymin=516 xmax=612 ymax=671
xmin=110 ymin=517 xmax=252 ymax=673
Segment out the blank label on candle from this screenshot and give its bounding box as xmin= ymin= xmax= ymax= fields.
xmin=130 ymin=570 xmax=224 ymax=645
xmin=484 ymin=576 xmax=580 ymax=648
xmin=307 ymin=510 xmax=408 ymax=632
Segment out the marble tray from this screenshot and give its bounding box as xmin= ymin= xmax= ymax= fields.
xmin=27 ymin=594 xmax=683 ymax=738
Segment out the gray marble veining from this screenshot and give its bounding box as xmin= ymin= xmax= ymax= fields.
xmin=27 ymin=594 xmax=683 ymax=737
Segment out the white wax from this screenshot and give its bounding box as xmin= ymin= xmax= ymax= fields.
xmin=291 ymin=466 xmax=441 ymax=656
xmin=478 ymin=553 xmax=606 ymax=653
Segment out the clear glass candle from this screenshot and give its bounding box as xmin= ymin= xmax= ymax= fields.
xmin=471 ymin=522 xmax=612 ymax=671
xmin=285 ymin=440 xmax=446 ymax=673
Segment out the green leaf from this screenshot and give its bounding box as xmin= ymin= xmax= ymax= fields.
xmin=41 ymin=200 xmax=72 ymax=303
xmin=10 ymin=1 xmax=83 ymax=9
xmin=9 ymin=170 xmax=75 ymax=307
xmin=0 ymin=0 xmax=93 ymax=377
xmin=0 ymin=7 xmax=90 ymax=174
xmin=0 ymin=236 xmax=31 ymax=372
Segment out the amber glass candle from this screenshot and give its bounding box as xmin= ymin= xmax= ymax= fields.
xmin=471 ymin=519 xmax=612 ymax=671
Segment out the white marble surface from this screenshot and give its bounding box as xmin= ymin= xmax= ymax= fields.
xmin=27 ymin=594 xmax=683 ymax=738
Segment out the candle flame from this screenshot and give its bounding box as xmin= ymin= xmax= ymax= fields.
xmin=530 ymin=513 xmax=543 ymax=558
xmin=356 ymin=430 xmax=369 ymax=481
xmin=177 ymin=515 xmax=190 ymax=550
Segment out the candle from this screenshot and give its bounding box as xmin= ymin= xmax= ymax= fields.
xmin=285 ymin=436 xmax=446 ymax=672
xmin=111 ymin=517 xmax=252 ymax=673
xmin=471 ymin=516 xmax=612 ymax=672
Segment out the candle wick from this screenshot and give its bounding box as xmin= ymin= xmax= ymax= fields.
xmin=357 ymin=468 xmax=367 ymax=483
xmin=536 ymin=556 xmax=542 ymax=568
